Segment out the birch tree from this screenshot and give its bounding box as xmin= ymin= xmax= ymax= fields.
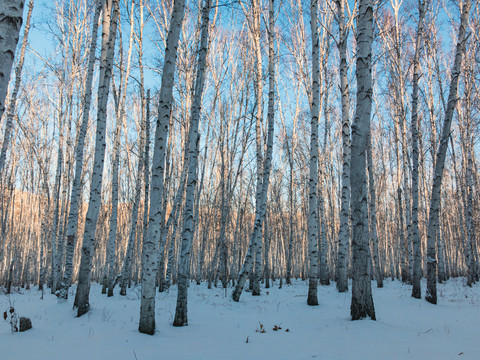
xmin=0 ymin=0 xmax=24 ymax=126
xmin=335 ymin=0 xmax=352 ymax=293
xmin=263 ymin=0 xmax=276 ymax=289
xmin=307 ymin=0 xmax=320 ymax=306
xmin=0 ymin=0 xmax=32 ymax=176
xmin=350 ymin=0 xmax=375 ymax=321
xmin=138 ymin=0 xmax=186 ymax=335
xmin=245 ymin=0 xmax=265 ymax=297
xmin=75 ymin=0 xmax=119 ymax=317
xmin=425 ymin=0 xmax=471 ymax=305
xmin=58 ymin=0 xmax=103 ymax=299
xmin=173 ymin=0 xmax=211 ymax=326
xmin=109 ymin=0 xmax=137 ymax=297
xmin=460 ymin=34 xmax=479 ymax=286
xmin=103 ymin=79 xmax=122 ymax=296
xmin=410 ymin=0 xmax=427 ymax=299
xmin=232 ymin=0 xmax=275 ymax=303
xmin=367 ymin=133 xmax=382 ymax=287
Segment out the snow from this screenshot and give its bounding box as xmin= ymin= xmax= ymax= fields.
xmin=1 ymin=279 xmax=479 ymax=360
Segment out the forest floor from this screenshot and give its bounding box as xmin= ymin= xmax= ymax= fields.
xmin=0 ymin=278 xmax=479 ymax=360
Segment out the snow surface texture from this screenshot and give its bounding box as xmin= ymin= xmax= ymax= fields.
xmin=1 ymin=279 xmax=479 ymax=360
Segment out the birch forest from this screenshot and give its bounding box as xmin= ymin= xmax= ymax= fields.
xmin=1 ymin=0 xmax=480 ymax=353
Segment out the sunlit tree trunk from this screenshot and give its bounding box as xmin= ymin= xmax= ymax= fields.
xmin=0 ymin=0 xmax=24 ymax=126
xmin=0 ymin=0 xmax=31 ymax=175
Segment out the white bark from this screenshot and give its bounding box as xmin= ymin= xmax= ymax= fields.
xmin=411 ymin=0 xmax=426 ymax=299
xmin=0 ymin=0 xmax=31 ymax=175
xmin=173 ymin=0 xmax=211 ymax=326
xmin=160 ymin=160 xmax=187 ymax=291
xmin=335 ymin=0 xmax=351 ymax=293
xmin=104 ymin=99 xmax=121 ymax=295
xmin=425 ymin=0 xmax=470 ymax=305
xmin=139 ymin=0 xmax=186 ymax=334
xmin=142 ymin=89 xmax=150 ymax=267
xmin=38 ymin=167 xmax=50 ymax=293
xmin=58 ymin=0 xmax=103 ymax=300
xmin=350 ymin=0 xmax=375 ymax=321
xmin=318 ymin=181 xmax=329 ymax=285
xmin=367 ymin=134 xmax=382 ymax=287
xmin=307 ymin=0 xmax=320 ymax=306
xmin=465 ymin=149 xmax=476 ymax=286
xmin=75 ymin=0 xmax=119 ymax=317
xmin=109 ymin=0 xmax=136 ymax=297
xmin=50 ymin=108 xmax=65 ymax=293
xmin=232 ymin=0 xmax=275 ymax=303
xmin=0 ymin=0 xmax=24 ymax=125
xmin=104 ymin=80 xmax=123 ymax=296
xmin=261 ymin=1 xmax=276 ymax=290
xmin=250 ymin=0 xmax=265 ymax=297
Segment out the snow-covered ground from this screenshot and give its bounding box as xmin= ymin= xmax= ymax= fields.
xmin=1 ymin=278 xmax=479 ymax=360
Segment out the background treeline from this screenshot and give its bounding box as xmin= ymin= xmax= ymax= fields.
xmin=0 ymin=0 xmax=478 ymax=308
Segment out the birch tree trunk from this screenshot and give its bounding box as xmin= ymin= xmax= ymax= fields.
xmin=104 ymin=106 xmax=121 ymax=295
xmin=0 ymin=0 xmax=31 ymax=175
xmin=367 ymin=134 xmax=382 ymax=287
xmin=425 ymin=0 xmax=470 ymax=305
xmin=160 ymin=159 xmax=187 ymax=291
xmin=103 ymin=81 xmax=123 ymax=295
xmin=264 ymin=210 xmax=271 ymax=288
xmin=58 ymin=0 xmax=103 ymax=300
xmin=102 ymin=74 xmax=124 ymax=296
xmin=437 ymin=211 xmax=446 ymax=282
xmin=318 ymin=183 xmax=329 ymax=285
xmin=350 ymin=0 xmax=375 ymax=321
xmin=138 ymin=0 xmax=186 ymax=334
xmin=252 ymin=0 xmax=276 ymax=296
xmin=249 ymin=0 xmax=265 ymax=297
xmin=119 ymin=129 xmax=144 ymax=296
xmin=50 ymin=110 xmax=64 ymax=293
xmin=0 ymin=0 xmax=24 ymax=125
xmin=262 ymin=0 xmax=276 ymax=290
xmin=232 ymin=0 xmax=275 ymax=303
xmin=335 ymin=0 xmax=351 ymax=293
xmin=465 ymin=148 xmax=476 ymax=286
xmin=139 ymin=1 xmax=150 ymax=290
xmin=286 ymin=156 xmax=295 ymax=285
xmin=307 ymin=0 xmax=320 ymax=306
xmin=110 ymin=0 xmax=136 ymax=297
xmin=410 ymin=0 xmax=426 ymax=299
xmin=38 ymin=167 xmax=50 ymax=293
xmin=173 ymin=0 xmax=211 ymax=326
xmin=217 ymin=139 xmax=229 ymax=289
xmin=142 ymin=89 xmax=150 ymax=260
xmin=75 ymin=0 xmax=119 ymax=317
xmin=462 ymin=71 xmax=477 ymax=285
